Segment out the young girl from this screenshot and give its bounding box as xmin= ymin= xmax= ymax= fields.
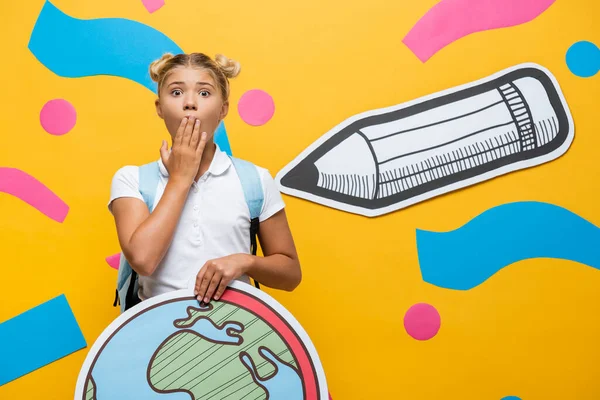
xmin=108 ymin=52 xmax=302 ymax=305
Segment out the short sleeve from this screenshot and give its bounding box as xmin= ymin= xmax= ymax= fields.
xmin=107 ymin=166 xmax=144 ymax=214
xmin=257 ymin=167 xmax=286 ymax=222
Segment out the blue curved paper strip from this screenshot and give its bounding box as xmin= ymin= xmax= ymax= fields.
xmin=0 ymin=294 xmax=87 ymax=386
xmin=28 ymin=1 xmax=233 ymax=151
xmin=416 ymin=201 xmax=600 ymax=290
xmin=215 ymin=121 xmax=233 ymax=156
xmin=28 ymin=1 xmax=183 ymax=93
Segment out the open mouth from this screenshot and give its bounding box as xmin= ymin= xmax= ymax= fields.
xmin=275 ymin=63 xmax=574 ymax=217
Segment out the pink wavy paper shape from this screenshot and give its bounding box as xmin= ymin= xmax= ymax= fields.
xmin=105 ymin=253 xmax=121 ymax=270
xmin=141 ymin=0 xmax=165 ymax=13
xmin=403 ymin=0 xmax=556 ymax=62
xmin=0 ymin=167 xmax=69 ymax=222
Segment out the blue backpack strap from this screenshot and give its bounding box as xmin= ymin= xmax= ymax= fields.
xmin=230 ymin=156 xmax=264 ymax=220
xmin=114 ymin=161 xmax=160 ymax=312
xmin=230 ymin=156 xmax=264 ymax=288
xmin=139 ymin=161 xmax=161 ymax=211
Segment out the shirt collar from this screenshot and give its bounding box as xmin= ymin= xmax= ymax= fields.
xmin=158 ymin=143 xmax=231 ymax=178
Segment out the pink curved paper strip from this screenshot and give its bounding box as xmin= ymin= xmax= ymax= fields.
xmin=141 ymin=0 xmax=165 ymax=13
xmin=105 ymin=253 xmax=121 ymax=270
xmin=0 ymin=168 xmax=69 ymax=222
xmin=403 ymin=0 xmax=556 ymax=62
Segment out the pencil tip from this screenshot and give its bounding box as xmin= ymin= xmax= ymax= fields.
xmin=280 ymin=160 xmax=319 ymax=192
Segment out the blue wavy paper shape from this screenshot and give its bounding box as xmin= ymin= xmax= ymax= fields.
xmin=416 ymin=201 xmax=600 ymax=290
xmin=28 ymin=1 xmax=182 ymax=93
xmin=0 ymin=294 xmax=87 ymax=386
xmin=27 ymin=0 xmax=233 ymax=153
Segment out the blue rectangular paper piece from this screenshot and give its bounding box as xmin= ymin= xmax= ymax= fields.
xmin=0 ymin=294 xmax=87 ymax=386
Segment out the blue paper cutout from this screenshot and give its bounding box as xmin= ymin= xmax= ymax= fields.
xmin=215 ymin=120 xmax=233 ymax=156
xmin=28 ymin=0 xmax=234 ymax=153
xmin=416 ymin=201 xmax=600 ymax=290
xmin=566 ymin=41 xmax=600 ymax=78
xmin=28 ymin=1 xmax=183 ymax=93
xmin=0 ymin=294 xmax=87 ymax=386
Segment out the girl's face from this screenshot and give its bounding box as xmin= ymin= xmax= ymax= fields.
xmin=155 ymin=66 xmax=228 ymax=142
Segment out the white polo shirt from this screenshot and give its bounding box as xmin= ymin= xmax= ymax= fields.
xmin=108 ymin=145 xmax=286 ymax=300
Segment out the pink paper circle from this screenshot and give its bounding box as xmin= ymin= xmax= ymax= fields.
xmin=237 ymin=89 xmax=275 ymax=126
xmin=404 ymin=303 xmax=441 ymax=341
xmin=40 ymin=99 xmax=77 ymax=135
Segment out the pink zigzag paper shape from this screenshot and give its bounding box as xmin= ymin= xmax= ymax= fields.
xmin=0 ymin=167 xmax=69 ymax=222
xmin=403 ymin=0 xmax=556 ymax=62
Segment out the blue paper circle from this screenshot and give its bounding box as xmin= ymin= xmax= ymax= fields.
xmin=566 ymin=41 xmax=600 ymax=77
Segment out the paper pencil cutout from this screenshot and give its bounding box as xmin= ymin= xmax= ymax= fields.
xmin=275 ymin=63 xmax=574 ymax=217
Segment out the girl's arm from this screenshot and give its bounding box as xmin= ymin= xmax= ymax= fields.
xmin=195 ymin=209 xmax=302 ymax=302
xmin=247 ymin=209 xmax=302 ymax=290
xmin=111 ymin=179 xmax=191 ymax=276
xmin=112 ymin=116 xmax=207 ymax=276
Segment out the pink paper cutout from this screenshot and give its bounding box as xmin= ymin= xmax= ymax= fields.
xmin=403 ymin=0 xmax=556 ymax=62
xmin=105 ymin=253 xmax=121 ymax=270
xmin=0 ymin=168 xmax=69 ymax=222
xmin=40 ymin=99 xmax=77 ymax=136
xmin=403 ymin=303 xmax=441 ymax=341
xmin=141 ymin=0 xmax=165 ymax=13
xmin=237 ymin=89 xmax=275 ymax=126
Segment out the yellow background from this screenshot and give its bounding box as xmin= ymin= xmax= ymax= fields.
xmin=1 ymin=0 xmax=600 ymax=398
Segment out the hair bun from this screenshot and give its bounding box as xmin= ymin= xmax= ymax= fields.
xmin=214 ymin=54 xmax=241 ymax=79
xmin=149 ymin=53 xmax=175 ymax=82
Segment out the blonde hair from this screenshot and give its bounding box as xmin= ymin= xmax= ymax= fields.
xmin=149 ymin=52 xmax=241 ymax=101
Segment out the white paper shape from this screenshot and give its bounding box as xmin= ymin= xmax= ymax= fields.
xmin=74 ymin=281 xmax=328 ymax=400
xmin=275 ymin=63 xmax=574 ymax=217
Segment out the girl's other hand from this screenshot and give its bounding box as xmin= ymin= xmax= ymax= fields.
xmin=194 ymin=254 xmax=252 ymax=303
